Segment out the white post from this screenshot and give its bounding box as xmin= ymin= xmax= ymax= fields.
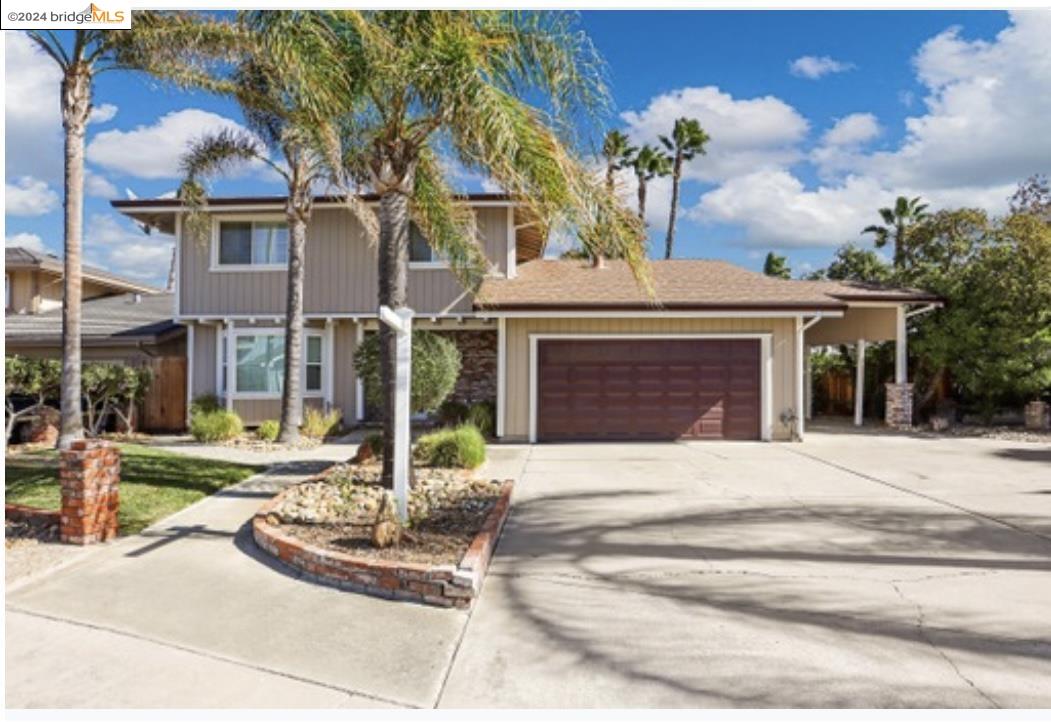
xmin=323 ymin=319 xmax=335 ymax=412
xmin=185 ymin=324 xmax=195 ymax=428
xmin=804 ymin=345 xmax=813 ymax=421
xmin=795 ymin=317 xmax=805 ymax=441
xmin=354 ymin=322 xmax=365 ymax=422
xmin=854 ymin=339 xmax=866 ymax=427
xmin=895 ymin=305 xmax=908 ymax=384
xmin=224 ymin=320 xmax=235 ymax=412
xmin=380 ymin=306 xmax=414 ymax=523
xmin=496 ymin=317 xmax=506 ymax=438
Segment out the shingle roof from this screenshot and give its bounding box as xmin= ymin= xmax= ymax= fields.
xmin=5 ymin=246 xmax=163 ymax=295
xmin=5 ymin=293 xmax=180 ymax=345
xmin=475 ymin=259 xmax=940 ymax=311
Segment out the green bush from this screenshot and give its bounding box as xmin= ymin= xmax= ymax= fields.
xmin=190 ymin=394 xmax=221 ymax=417
xmin=190 ymin=410 xmax=243 ymax=442
xmin=415 ymin=424 xmax=486 ymax=469
xmin=301 ymin=407 xmax=342 ymax=439
xmin=361 ymin=431 xmax=385 ymax=459
xmin=437 ymin=399 xmax=468 ymax=426
xmin=354 ymin=331 xmax=462 ymax=415
xmin=466 ymin=401 xmax=496 ymax=438
xmin=256 ymin=420 xmax=280 ymax=442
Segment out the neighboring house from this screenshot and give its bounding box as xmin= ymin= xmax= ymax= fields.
xmin=5 ymin=246 xmax=160 ymax=315
xmin=5 ymin=292 xmax=188 ymax=431
xmin=113 ymin=194 xmax=938 ymax=441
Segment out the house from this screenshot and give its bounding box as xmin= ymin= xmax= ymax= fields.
xmin=112 ymin=194 xmax=939 ymax=441
xmin=5 ymin=292 xmax=188 ymax=432
xmin=5 ymin=246 xmax=160 ymax=315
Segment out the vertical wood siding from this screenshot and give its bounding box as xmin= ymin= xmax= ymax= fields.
xmin=179 ymin=206 xmax=508 ymax=316
xmin=503 ymin=317 xmax=798 ymax=441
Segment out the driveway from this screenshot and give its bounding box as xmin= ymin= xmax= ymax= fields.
xmin=7 ymin=432 xmax=1050 ymax=708
xmin=440 ymin=433 xmax=1051 ymax=708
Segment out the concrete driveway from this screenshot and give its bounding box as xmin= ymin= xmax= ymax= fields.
xmin=439 ymin=432 xmax=1051 ymax=708
xmin=7 ymin=432 xmax=1050 ymax=708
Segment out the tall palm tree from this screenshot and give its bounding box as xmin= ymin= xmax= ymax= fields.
xmin=602 ymin=130 xmax=636 ymax=192
xmin=660 ymin=117 xmax=709 ymax=259
xmin=26 ymin=16 xmax=238 ymax=447
xmin=863 ymin=195 xmax=929 ymax=269
xmin=180 ymin=11 xmax=369 ymax=443
xmin=329 ymin=10 xmax=648 ymax=487
xmin=632 ymin=144 xmax=671 ymax=223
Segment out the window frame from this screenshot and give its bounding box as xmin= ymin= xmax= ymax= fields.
xmin=210 ymin=215 xmax=290 ymax=272
xmin=408 ymin=222 xmax=449 ymax=270
xmin=227 ymin=326 xmax=326 ymax=400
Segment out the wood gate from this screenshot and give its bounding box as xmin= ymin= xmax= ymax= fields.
xmin=139 ymin=356 xmax=187 ymax=432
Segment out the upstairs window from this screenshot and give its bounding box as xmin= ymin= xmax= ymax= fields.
xmin=216 ymin=220 xmax=288 ymax=268
xmin=409 ymin=223 xmax=433 ymax=263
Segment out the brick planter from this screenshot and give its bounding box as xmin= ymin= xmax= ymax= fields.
xmin=1025 ymin=401 xmax=1050 ymax=431
xmin=5 ymin=503 xmax=61 ymax=527
xmin=59 ymin=439 xmax=121 ymax=544
xmin=252 ymin=479 xmax=514 ymax=608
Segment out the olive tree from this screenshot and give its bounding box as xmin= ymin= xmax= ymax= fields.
xmin=353 ymin=331 xmax=461 ymax=416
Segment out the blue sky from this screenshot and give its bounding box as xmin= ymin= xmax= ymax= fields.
xmin=6 ymin=10 xmax=1049 ymax=286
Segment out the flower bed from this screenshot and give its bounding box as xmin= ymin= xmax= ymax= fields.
xmin=252 ymin=462 xmax=513 ymax=608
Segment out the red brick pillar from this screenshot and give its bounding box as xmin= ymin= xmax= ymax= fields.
xmin=60 ymin=440 xmax=120 ymax=544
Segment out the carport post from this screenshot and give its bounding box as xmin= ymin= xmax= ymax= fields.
xmin=895 ymin=305 xmax=907 ymax=384
xmin=854 ymin=339 xmax=866 ymax=427
xmin=796 ymin=315 xmax=825 ymax=441
xmin=379 ymin=305 xmax=414 ymax=523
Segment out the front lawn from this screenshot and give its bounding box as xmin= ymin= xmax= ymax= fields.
xmin=5 ymin=444 xmax=263 ymax=535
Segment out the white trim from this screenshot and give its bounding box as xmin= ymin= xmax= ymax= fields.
xmin=224 ymin=320 xmax=234 ymax=411
xmin=323 ymin=319 xmax=336 ymax=411
xmin=209 ymin=214 xmax=289 ymax=272
xmin=479 ymin=309 xmax=845 ymax=319
xmin=225 ymin=326 xmax=327 ymax=400
xmin=175 ymin=312 xmax=488 ymax=322
xmin=854 ymin=338 xmax=866 ymax=427
xmin=505 ymin=206 xmax=516 ymax=279
xmin=895 ymin=305 xmax=908 ymax=384
xmin=804 ymin=346 xmax=813 ymax=421
xmin=408 ymin=261 xmax=450 ymax=270
xmin=795 ymin=315 xmax=826 ymax=441
xmin=496 ymin=317 xmax=506 ymax=438
xmin=173 ymin=214 xmax=181 ymax=317
xmin=118 ymin=199 xmax=518 ymax=215
xmin=905 ymin=302 xmax=940 ymax=319
xmin=526 ymin=333 xmax=774 ymax=444
xmin=185 ymin=324 xmax=194 ymax=428
xmin=354 ymin=323 xmax=365 ymax=422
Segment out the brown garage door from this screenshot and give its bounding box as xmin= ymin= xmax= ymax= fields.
xmin=537 ymin=338 xmax=761 ymax=441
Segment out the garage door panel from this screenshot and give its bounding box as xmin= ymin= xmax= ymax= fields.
xmin=537 ymin=338 xmax=761 ymax=441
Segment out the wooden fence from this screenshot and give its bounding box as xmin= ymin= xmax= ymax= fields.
xmin=138 ymin=356 xmax=186 ymax=432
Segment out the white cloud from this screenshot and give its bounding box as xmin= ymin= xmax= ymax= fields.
xmin=86 ymin=109 xmax=262 ymax=180
xmin=789 ymin=55 xmax=855 ymax=79
xmin=85 ymin=171 xmax=119 ymax=199
xmin=822 ymin=113 xmax=881 ymax=147
xmin=5 ymin=32 xmax=63 ymax=182
xmin=6 ymin=232 xmax=48 ymax=253
xmin=5 ymin=176 xmax=60 ymax=216
xmin=85 ymin=213 xmax=174 ymax=285
xmin=620 ymin=86 xmax=808 ymax=183
xmin=89 ymin=103 xmax=118 ymax=125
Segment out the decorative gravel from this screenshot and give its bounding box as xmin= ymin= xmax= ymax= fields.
xmin=219 ymin=435 xmax=322 ymax=453
xmin=5 ymin=516 xmax=58 ymax=547
xmin=932 ymin=425 xmax=1051 ymax=443
xmin=267 ymin=462 xmax=504 ymax=565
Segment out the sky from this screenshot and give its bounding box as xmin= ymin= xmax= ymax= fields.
xmin=5 ymin=9 xmax=1051 ymax=287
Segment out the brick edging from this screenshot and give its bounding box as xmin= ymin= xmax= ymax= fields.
xmin=252 ymin=478 xmax=514 ymax=608
xmin=5 ymin=503 xmax=61 ymax=526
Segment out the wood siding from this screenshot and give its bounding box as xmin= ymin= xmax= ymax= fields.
xmin=179 ymin=206 xmax=510 ymax=316
xmin=805 ymin=307 xmax=898 ymax=345
xmin=503 ymin=317 xmax=798 ymax=441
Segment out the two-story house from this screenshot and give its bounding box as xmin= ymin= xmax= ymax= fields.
xmin=113 ymin=193 xmax=939 ymax=442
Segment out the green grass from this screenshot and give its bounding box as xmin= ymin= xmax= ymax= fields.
xmin=5 ymin=444 xmax=263 ymax=535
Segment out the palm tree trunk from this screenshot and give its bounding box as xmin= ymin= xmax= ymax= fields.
xmin=637 ymin=179 xmax=647 ymax=223
xmin=58 ymin=64 xmax=91 ymax=448
xmin=664 ymin=155 xmax=682 ymax=259
xmin=378 ymin=188 xmax=411 ymax=488
xmin=277 ymin=201 xmax=309 ymax=443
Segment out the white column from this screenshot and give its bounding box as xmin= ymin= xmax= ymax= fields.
xmin=379 ymin=307 xmax=414 ymax=523
xmin=224 ymin=319 xmax=235 ymax=412
xmin=804 ymin=346 xmax=813 ymax=421
xmin=496 ymin=317 xmax=506 ymax=438
xmin=895 ymin=305 xmax=908 ymax=384
xmin=354 ymin=322 xmax=365 ymax=422
xmin=761 ymin=335 xmax=773 ymax=441
xmin=323 ymin=319 xmax=335 ymax=412
xmin=854 ymin=339 xmax=867 ymax=427
xmin=795 ymin=317 xmax=805 ymax=441
xmin=185 ymin=323 xmax=194 ymax=428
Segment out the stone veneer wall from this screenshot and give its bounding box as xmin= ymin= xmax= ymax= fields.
xmin=444 ymin=330 xmax=498 ymax=406
xmin=885 ymin=383 xmax=914 ymax=430
xmin=1025 ymin=401 xmax=1050 ymax=430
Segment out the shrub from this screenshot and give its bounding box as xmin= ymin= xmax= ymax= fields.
xmin=256 ymin=420 xmax=280 ymax=442
xmin=190 ymin=394 xmax=221 ymax=417
xmin=190 ymin=410 xmax=243 ymax=442
xmin=414 ymin=424 xmax=486 ymax=469
xmin=354 ymin=331 xmax=461 ymax=415
xmin=301 ymin=407 xmax=342 ymax=439
xmin=437 ymin=399 xmax=469 ymax=426
xmin=466 ymin=401 xmax=496 ymax=438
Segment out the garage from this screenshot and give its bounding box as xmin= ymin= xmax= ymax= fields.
xmin=535 ymin=337 xmax=762 ymax=441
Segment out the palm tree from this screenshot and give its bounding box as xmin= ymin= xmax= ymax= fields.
xmin=26 ymin=16 xmax=238 ymax=447
xmin=660 ymin=117 xmax=709 ymax=259
xmin=632 ymin=144 xmax=671 ymax=223
xmin=180 ymin=11 xmax=369 ymax=444
xmin=602 ymin=130 xmax=636 ymax=192
xmin=763 ymin=251 xmax=791 ymax=279
xmin=329 ymin=11 xmax=647 ymax=487
xmin=863 ymin=195 xmax=929 ymax=269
